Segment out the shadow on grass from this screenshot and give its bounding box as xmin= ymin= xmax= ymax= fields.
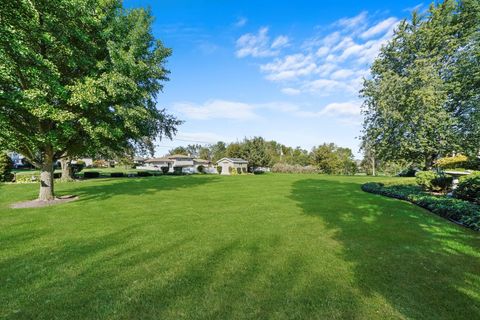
xmin=61 ymin=175 xmax=220 ymax=203
xmin=290 ymin=178 xmax=480 ymax=319
xmin=1 ymin=225 xmax=363 ymax=319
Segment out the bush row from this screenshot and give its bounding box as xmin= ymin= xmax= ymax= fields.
xmin=415 ymin=171 xmax=453 ymax=192
xmin=361 ymin=182 xmax=480 ymax=231
xmin=271 ymin=163 xmax=319 ymax=174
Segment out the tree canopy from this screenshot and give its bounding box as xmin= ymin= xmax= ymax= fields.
xmin=0 ymin=0 xmax=180 ymax=200
xmin=361 ymin=0 xmax=480 ymax=168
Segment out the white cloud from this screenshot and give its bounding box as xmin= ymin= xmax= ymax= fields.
xmin=174 ymin=99 xmax=258 ymax=120
xmin=360 ymin=17 xmax=399 ymax=39
xmin=235 ymin=17 xmax=247 ymax=27
xmin=271 ymin=35 xmax=289 ymax=49
xmin=237 ymin=11 xmax=398 ymax=98
xmin=297 ymin=101 xmax=361 ymax=117
xmin=281 ymin=87 xmax=301 ymax=95
xmin=336 ymin=11 xmax=368 ymax=30
xmin=235 ymin=27 xmax=288 ymax=58
xmin=261 ymin=53 xmax=317 ymax=81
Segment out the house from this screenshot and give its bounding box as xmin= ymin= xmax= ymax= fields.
xmin=141 ymin=154 xmax=213 ymax=173
xmin=216 ymin=158 xmax=248 ymax=175
xmin=133 ymin=157 xmax=146 ymax=166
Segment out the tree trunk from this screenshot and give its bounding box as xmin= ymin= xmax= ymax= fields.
xmin=372 ymin=157 xmax=376 ymax=176
xmin=60 ymin=157 xmax=74 ymax=182
xmin=39 ymin=155 xmax=55 ymax=201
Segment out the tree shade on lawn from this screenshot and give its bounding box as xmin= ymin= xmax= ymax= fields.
xmin=0 ymin=174 xmax=479 ymax=319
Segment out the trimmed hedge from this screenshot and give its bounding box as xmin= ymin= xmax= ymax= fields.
xmin=137 ymin=171 xmax=152 ymax=177
xmin=110 ymin=172 xmax=125 ymax=178
xmin=84 ymin=171 xmax=100 ymax=179
xmin=362 ymin=182 xmax=480 ymax=231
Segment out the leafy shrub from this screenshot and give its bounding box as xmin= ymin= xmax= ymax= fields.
xmin=466 ymin=157 xmax=480 ymax=170
xmin=229 ymin=167 xmax=238 ymax=175
xmin=0 ymin=153 xmax=14 ymax=182
xmin=93 ymin=160 xmax=109 ymax=168
xmin=362 ymin=182 xmax=480 ymax=231
xmin=173 ymin=167 xmax=182 ymax=175
xmin=71 ymin=160 xmax=85 ymax=174
xmin=84 ymin=171 xmax=100 ymax=179
xmin=436 ymin=154 xmax=468 ymax=169
xmin=454 ymin=173 xmax=480 ymax=204
xmin=15 ymin=174 xmax=39 ymax=183
xmin=197 ymin=165 xmax=205 ymax=173
xmin=242 ymin=167 xmax=247 ymax=173
xmin=272 ymin=163 xmax=319 ymax=174
xmin=161 ymin=166 xmax=169 ymax=174
xmin=216 ymin=166 xmax=222 ymax=174
xmin=415 ymin=171 xmax=453 ymax=192
xmin=137 ymin=171 xmax=152 ymax=177
xmin=236 ymin=167 xmax=242 ymax=174
xmin=397 ymin=167 xmax=418 ymax=177
xmin=110 ymin=172 xmax=124 ymax=178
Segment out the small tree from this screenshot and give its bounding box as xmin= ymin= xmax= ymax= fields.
xmin=0 ymin=153 xmax=14 ymax=182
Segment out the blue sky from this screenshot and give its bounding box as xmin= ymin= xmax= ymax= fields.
xmin=124 ymin=0 xmax=425 ymax=157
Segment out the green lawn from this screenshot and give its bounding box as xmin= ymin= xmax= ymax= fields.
xmin=0 ymin=174 xmax=479 ymax=319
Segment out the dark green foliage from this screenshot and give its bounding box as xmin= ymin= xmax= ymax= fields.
xmin=236 ymin=168 xmax=242 ymax=175
xmin=398 ymin=167 xmax=418 ymax=177
xmin=110 ymin=172 xmax=124 ymax=178
xmin=362 ymin=182 xmax=480 ymax=231
xmin=454 ymin=173 xmax=480 ymax=204
xmin=137 ymin=171 xmax=152 ymax=177
xmin=84 ymin=172 xmax=100 ymax=179
xmin=216 ymin=166 xmax=222 ymax=174
xmin=361 ymin=0 xmax=480 ymax=165
xmin=161 ymin=166 xmax=169 ymax=174
xmin=173 ymin=167 xmax=182 ymax=175
xmin=415 ymin=171 xmax=453 ymax=192
xmin=197 ymin=165 xmax=205 ymax=173
xmin=0 ymin=153 xmax=14 ymax=182
xmin=311 ymin=143 xmax=357 ymax=175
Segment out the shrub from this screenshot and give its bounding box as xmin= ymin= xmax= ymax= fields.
xmin=161 ymin=166 xmax=169 ymax=174
xmin=137 ymin=171 xmax=152 ymax=177
xmin=173 ymin=167 xmax=182 ymax=175
xmin=454 ymin=173 xmax=480 ymax=204
xmin=216 ymin=166 xmax=222 ymax=174
xmin=436 ymin=154 xmax=468 ymax=169
xmin=236 ymin=167 xmax=242 ymax=174
xmin=71 ymin=160 xmax=85 ymax=174
xmin=415 ymin=171 xmax=453 ymax=192
xmin=362 ymin=182 xmax=480 ymax=231
xmin=111 ymin=172 xmax=124 ymax=178
xmin=229 ymin=167 xmax=238 ymax=175
xmin=0 ymin=153 xmax=14 ymax=182
xmin=15 ymin=174 xmax=39 ymax=183
xmin=84 ymin=171 xmax=100 ymax=179
xmin=242 ymin=167 xmax=247 ymax=173
xmin=272 ymin=163 xmax=319 ymax=174
xmin=92 ymin=160 xmax=108 ymax=168
xmin=397 ymin=167 xmax=418 ymax=177
xmin=197 ymin=165 xmax=205 ymax=173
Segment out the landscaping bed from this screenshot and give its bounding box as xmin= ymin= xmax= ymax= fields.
xmin=362 ymin=182 xmax=480 ymax=231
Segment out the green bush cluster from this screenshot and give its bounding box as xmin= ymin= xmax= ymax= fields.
xmin=197 ymin=165 xmax=205 ymax=173
xmin=84 ymin=171 xmax=100 ymax=179
xmin=110 ymin=172 xmax=124 ymax=178
xmin=397 ymin=167 xmax=417 ymax=177
xmin=216 ymin=166 xmax=222 ymax=174
xmin=454 ymin=173 xmax=480 ymax=204
xmin=229 ymin=167 xmax=238 ymax=175
xmin=362 ymin=182 xmax=480 ymax=231
xmin=271 ymin=163 xmax=319 ymax=174
xmin=415 ymin=171 xmax=453 ymax=192
xmin=0 ymin=153 xmax=14 ymax=182
xmin=435 ymin=155 xmax=468 ymax=169
xmin=137 ymin=171 xmax=152 ymax=177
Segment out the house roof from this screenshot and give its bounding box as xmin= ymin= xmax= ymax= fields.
xmin=133 ymin=157 xmax=145 ymax=161
xmin=144 ymin=157 xmax=174 ymax=163
xmin=216 ymin=157 xmax=248 ymax=164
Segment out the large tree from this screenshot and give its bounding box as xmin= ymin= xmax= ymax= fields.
xmin=0 ymin=0 xmax=180 ymax=200
xmin=361 ymin=0 xmax=480 ymax=168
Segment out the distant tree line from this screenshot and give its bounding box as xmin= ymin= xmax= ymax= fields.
xmin=167 ymin=137 xmax=358 ymax=175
